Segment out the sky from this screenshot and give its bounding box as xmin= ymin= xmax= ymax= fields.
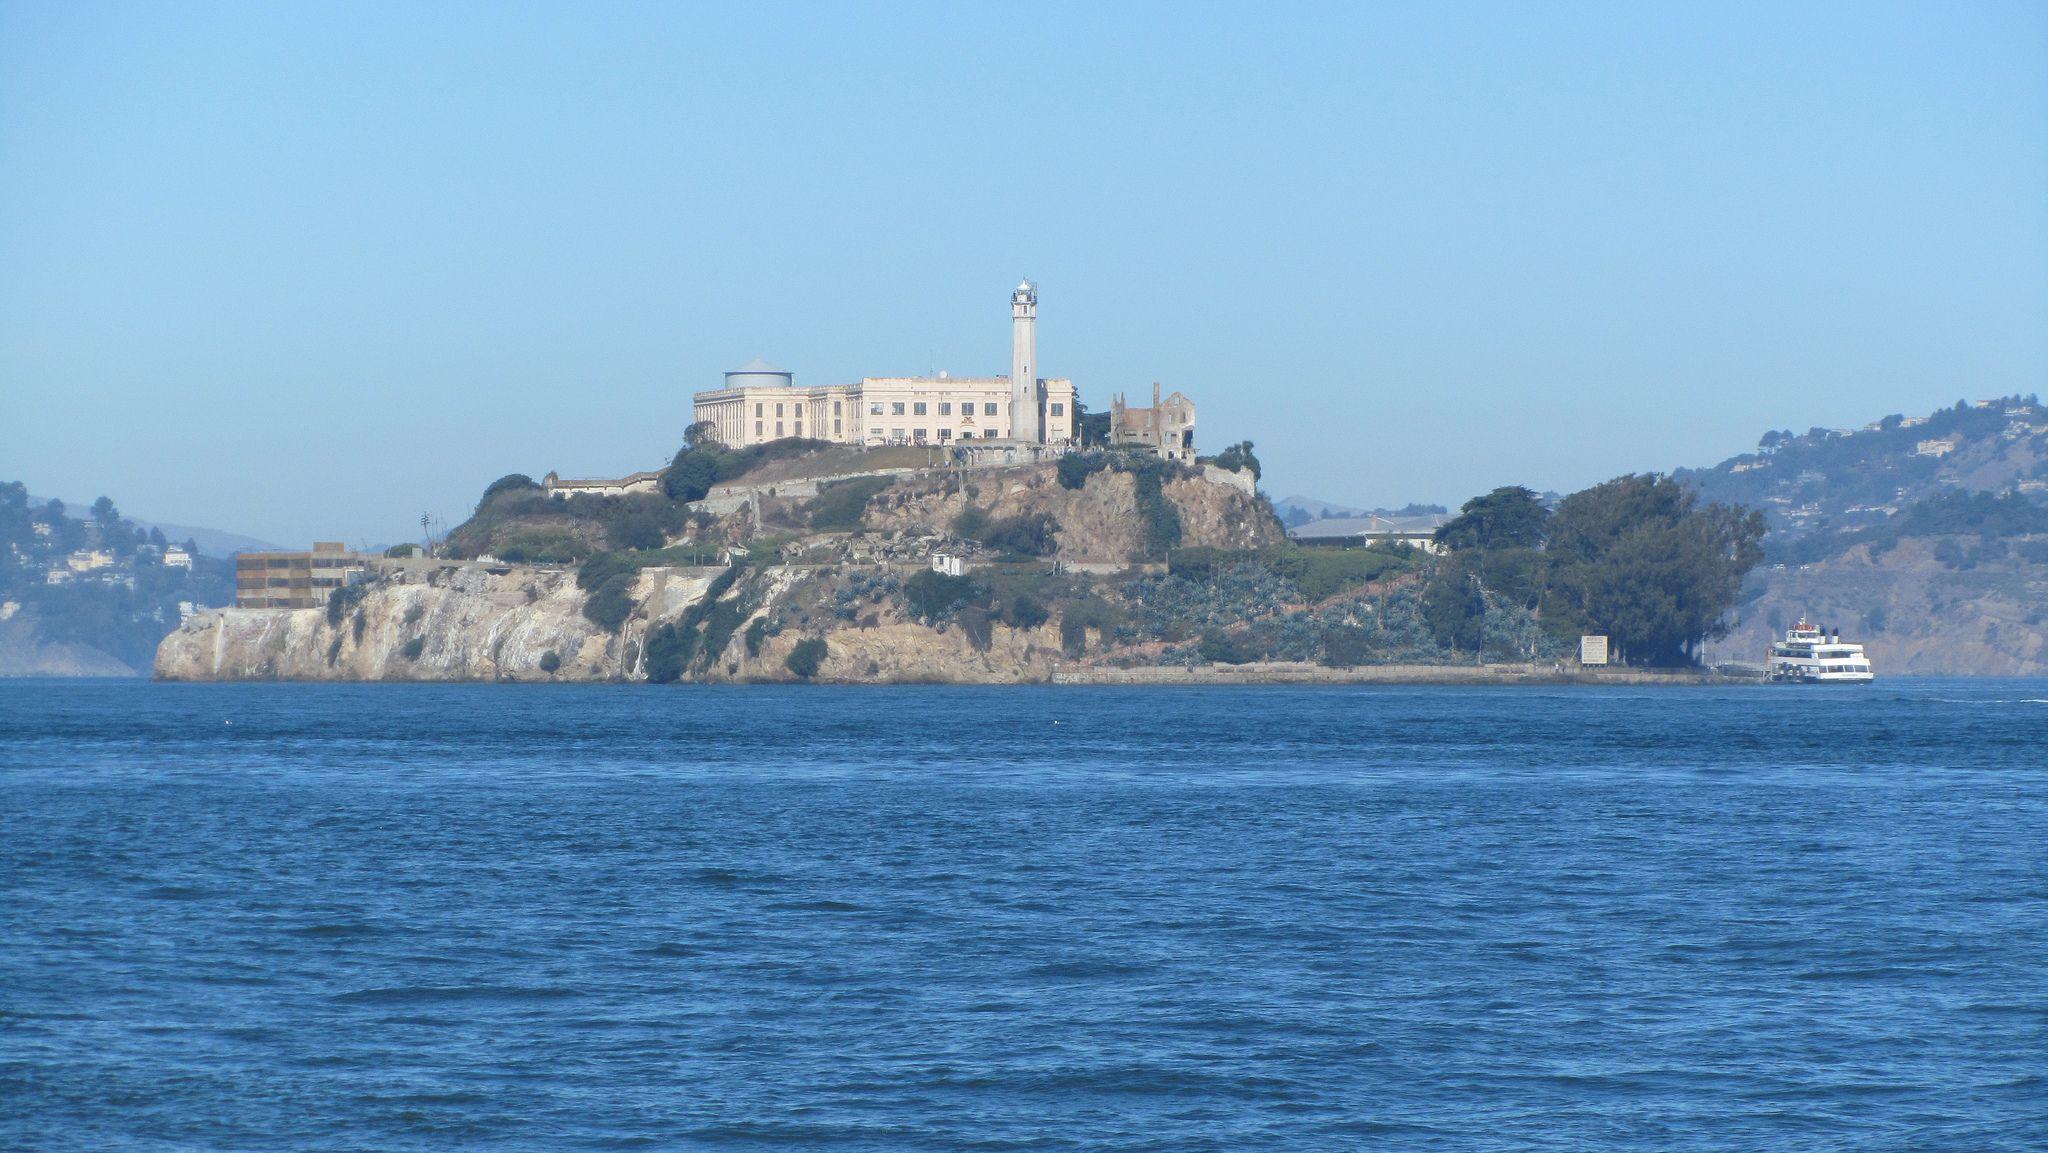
xmin=2 ymin=2 xmax=2044 ymax=547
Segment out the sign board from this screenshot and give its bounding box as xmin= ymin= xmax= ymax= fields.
xmin=1579 ymin=635 xmax=1610 ymax=666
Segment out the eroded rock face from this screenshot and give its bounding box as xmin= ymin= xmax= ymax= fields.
xmin=155 ymin=566 xmax=712 ymax=682
xmin=862 ymin=463 xmax=1282 ymax=564
xmin=154 ymin=462 xmax=1287 ymax=684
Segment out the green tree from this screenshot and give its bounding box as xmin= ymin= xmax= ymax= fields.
xmin=1540 ymin=474 xmax=1764 ymax=666
xmin=1209 ymin=440 xmax=1261 ymax=481
xmin=1436 ymin=486 xmax=1548 ymax=552
xmin=663 ymin=449 xmax=721 ymax=503
xmin=1421 ymin=559 xmax=1484 ymax=655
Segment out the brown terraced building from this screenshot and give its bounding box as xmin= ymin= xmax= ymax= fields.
xmin=234 ymin=542 xmax=371 ymax=609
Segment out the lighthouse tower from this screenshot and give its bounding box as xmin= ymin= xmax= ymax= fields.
xmin=1009 ymin=280 xmax=1040 ymax=443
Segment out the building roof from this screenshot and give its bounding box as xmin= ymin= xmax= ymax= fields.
xmin=1288 ymin=513 xmax=1449 ymax=541
xmin=546 ymin=470 xmax=662 ymax=489
xmin=732 ymin=358 xmax=788 ymax=374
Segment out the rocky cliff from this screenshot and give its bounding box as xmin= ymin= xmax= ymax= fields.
xmin=156 ymin=462 xmax=1289 ymax=684
xmin=157 ymin=565 xmax=715 ymax=682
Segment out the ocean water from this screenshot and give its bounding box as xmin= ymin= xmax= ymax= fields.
xmin=2 ymin=680 xmax=2045 ymax=1151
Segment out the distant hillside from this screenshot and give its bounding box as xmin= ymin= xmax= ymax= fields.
xmin=1272 ymin=495 xmax=1448 ymax=530
xmin=1681 ymin=396 xmax=2048 ymax=675
xmin=1678 ymin=396 xmax=2047 ymax=547
xmin=28 ymin=494 xmax=282 ymax=557
xmin=3 ymin=484 xmax=236 ymax=675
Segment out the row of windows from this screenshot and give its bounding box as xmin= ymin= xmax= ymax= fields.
xmin=861 ymin=401 xmax=1068 ymax=418
xmin=867 ymin=428 xmax=1006 ymax=442
xmin=753 ymin=401 xmax=846 ymax=418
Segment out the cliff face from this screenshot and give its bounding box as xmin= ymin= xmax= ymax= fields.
xmin=155 ymin=566 xmax=715 ymax=682
xmin=156 ymin=462 xmax=1287 ymax=684
xmin=862 ymin=464 xmax=1281 ymax=562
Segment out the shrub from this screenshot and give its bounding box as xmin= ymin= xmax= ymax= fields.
xmin=477 ymin=473 xmax=541 ymax=512
xmin=811 ymin=476 xmax=894 ymax=531
xmin=979 ymin=512 xmax=1059 ymax=557
xmin=1057 ymin=453 xmax=1102 ymax=490
xmin=606 ymin=509 xmax=668 ymax=551
xmin=697 ymin=600 xmax=747 ymax=666
xmin=1208 ymin=440 xmax=1261 ymax=481
xmin=643 ymin=622 xmax=691 ymax=684
xmin=744 ymin=618 xmax=769 ymax=657
xmin=957 ymin=605 xmax=994 ymax=651
xmin=904 ymin=568 xmax=977 ymax=622
xmin=401 ymin=636 xmax=426 ymax=661
xmin=1005 ymin=594 xmax=1049 ymax=630
xmin=326 ymin=584 xmax=367 ymax=627
xmin=952 ymin=506 xmax=990 ymax=539
xmin=1199 ymin=629 xmax=1260 ymax=665
xmin=1321 ymin=625 xmax=1371 ymax=668
xmin=1057 ymin=597 xmax=1120 ymax=658
xmin=583 ymin=573 xmax=637 ymax=631
xmin=539 ymin=650 xmax=561 ymax=674
xmin=384 ymin=543 xmax=418 ymax=558
xmin=663 ymin=451 xmax=721 ymax=502
xmin=786 ymin=638 xmax=827 ymax=679
xmin=497 ymin=530 xmax=590 ymax=564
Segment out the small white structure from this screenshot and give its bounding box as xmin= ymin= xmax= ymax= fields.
xmin=163 ymin=545 xmax=192 ymax=569
xmin=1579 ymin=635 xmax=1610 ymax=666
xmin=930 ymin=553 xmax=965 ymax=577
xmin=67 ymin=549 xmax=114 ymax=572
xmin=1913 ymin=438 xmax=1958 ymax=458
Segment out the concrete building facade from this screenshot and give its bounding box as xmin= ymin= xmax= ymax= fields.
xmin=692 ymin=281 xmax=1074 ymax=450
xmin=234 ymin=542 xmax=371 ymax=610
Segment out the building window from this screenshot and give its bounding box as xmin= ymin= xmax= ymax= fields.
xmin=834 ymin=419 xmax=842 ymax=435
xmin=1051 ymin=403 xmax=1064 ymax=417
xmin=984 ymin=402 xmax=998 ymax=416
xmin=913 ymin=402 xmax=927 ymax=416
xmin=938 ymin=428 xmax=952 ymax=441
xmin=913 ymin=429 xmax=927 ymax=441
xmin=870 ymin=402 xmax=884 ymax=416
xmin=775 ymin=403 xmax=784 ymax=417
xmin=755 ymin=420 xmax=763 ymax=435
xmin=939 ymin=402 xmax=952 ymax=415
xmin=755 ymin=403 xmax=763 ymax=417
xmin=775 ymin=421 xmax=783 ymax=436
xmin=834 ymin=401 xmax=842 ymax=415
xmin=793 ymin=421 xmax=802 ymax=435
xmin=891 ymin=428 xmax=905 ymax=440
xmin=869 ymin=428 xmax=882 ymax=439
xmin=891 ymin=402 xmax=905 ymax=415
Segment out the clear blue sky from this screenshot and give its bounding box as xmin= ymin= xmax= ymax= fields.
xmin=3 ymin=2 xmax=2043 ymax=547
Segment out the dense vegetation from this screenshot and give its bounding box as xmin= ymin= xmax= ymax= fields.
xmin=1421 ymin=478 xmax=1766 ymax=666
xmin=446 ymin=422 xmax=836 ymax=561
xmin=1681 ymin=395 xmax=2046 ymax=545
xmin=809 ymin=476 xmax=895 ymax=531
xmin=0 ymin=483 xmax=233 ymax=670
xmin=1770 ymin=489 xmax=2048 ymax=567
xmin=664 ymin=423 xmax=831 ymax=502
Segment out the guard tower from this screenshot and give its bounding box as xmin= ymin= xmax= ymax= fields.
xmin=1009 ymin=280 xmax=1040 ymax=443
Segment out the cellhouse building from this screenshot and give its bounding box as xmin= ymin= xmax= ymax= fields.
xmin=691 ymin=281 xmax=1077 ymax=449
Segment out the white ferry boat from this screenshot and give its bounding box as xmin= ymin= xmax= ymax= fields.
xmin=1767 ymin=618 xmax=1875 ymax=683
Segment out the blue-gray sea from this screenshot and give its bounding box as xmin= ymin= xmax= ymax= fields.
xmin=3 ymin=679 xmax=2045 ymax=1151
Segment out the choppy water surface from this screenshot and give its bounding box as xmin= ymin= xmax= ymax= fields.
xmin=3 ymin=680 xmax=2045 ymax=1150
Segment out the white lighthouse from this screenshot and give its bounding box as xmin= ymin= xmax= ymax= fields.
xmin=1009 ymin=279 xmax=1040 ymax=443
